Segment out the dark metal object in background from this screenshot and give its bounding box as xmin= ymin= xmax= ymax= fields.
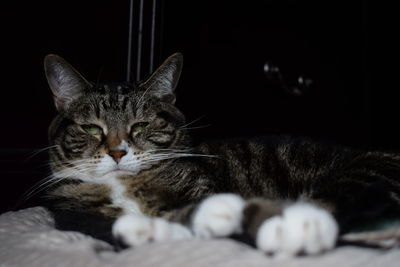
xmin=136 ymin=0 xmax=144 ymax=81
xmin=149 ymin=0 xmax=157 ymax=74
xmin=127 ymin=0 xmax=160 ymax=83
xmin=126 ymin=0 xmax=134 ymax=83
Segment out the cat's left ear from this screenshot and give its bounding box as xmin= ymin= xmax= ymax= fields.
xmin=141 ymin=53 xmax=183 ymax=104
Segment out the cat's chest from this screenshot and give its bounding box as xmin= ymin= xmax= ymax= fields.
xmin=90 ymin=172 xmax=184 ymax=217
xmin=115 ymin=173 xmax=183 ymax=216
xmin=103 ymin=177 xmax=142 ymax=215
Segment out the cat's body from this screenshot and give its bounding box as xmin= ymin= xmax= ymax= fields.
xmin=42 ymin=53 xmax=400 ymax=256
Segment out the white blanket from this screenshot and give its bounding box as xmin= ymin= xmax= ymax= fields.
xmin=1 ymin=207 xmax=400 ymax=267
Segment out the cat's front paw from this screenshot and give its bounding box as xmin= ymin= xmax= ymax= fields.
xmin=112 ymin=214 xmax=192 ymax=247
xmin=256 ymin=203 xmax=338 ymax=256
xmin=192 ymin=194 xmax=246 ymax=238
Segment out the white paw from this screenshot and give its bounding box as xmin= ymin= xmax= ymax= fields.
xmin=112 ymin=214 xmax=192 ymax=247
xmin=192 ymin=194 xmax=246 ymax=238
xmin=256 ymin=202 xmax=338 ymax=256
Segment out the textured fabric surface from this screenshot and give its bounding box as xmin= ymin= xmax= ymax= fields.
xmin=1 ymin=207 xmax=400 ymax=267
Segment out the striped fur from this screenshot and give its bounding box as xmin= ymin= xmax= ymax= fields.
xmin=42 ymin=54 xmax=400 ymax=248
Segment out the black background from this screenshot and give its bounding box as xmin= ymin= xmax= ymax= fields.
xmin=0 ymin=1 xmax=396 ymax=213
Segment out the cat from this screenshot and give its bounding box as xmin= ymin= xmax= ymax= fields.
xmin=42 ymin=53 xmax=400 ymax=256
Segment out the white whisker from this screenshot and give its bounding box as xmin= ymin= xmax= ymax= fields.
xmin=180 ymin=124 xmax=211 ymax=131
xmin=136 ymin=81 xmax=157 ymax=108
xmin=136 ymin=152 xmax=220 ymax=167
xmin=19 ymin=174 xmax=66 ymax=203
xmin=24 ymin=145 xmax=60 ymax=161
xmin=31 ymin=177 xmax=68 ymax=198
xmin=179 ymin=115 xmax=206 ymax=129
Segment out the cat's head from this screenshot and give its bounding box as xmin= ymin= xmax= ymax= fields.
xmin=45 ymin=53 xmax=189 ymax=182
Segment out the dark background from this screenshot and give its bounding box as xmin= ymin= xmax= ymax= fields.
xmin=0 ymin=1 xmax=395 ymax=213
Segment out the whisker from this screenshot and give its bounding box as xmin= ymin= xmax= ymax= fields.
xmin=55 ymin=158 xmax=94 ymax=168
xmin=24 ymin=145 xmax=60 ymax=161
xmin=18 ymin=174 xmax=63 ymax=204
xmin=27 ymin=177 xmax=67 ymax=201
xmin=17 ymin=157 xmax=99 ymax=207
xmin=21 ymin=175 xmax=54 ymax=198
xmin=136 ymin=152 xmax=220 ymax=166
xmin=180 ymin=124 xmax=211 ymax=131
xmin=136 ymin=80 xmax=157 ymax=108
xmin=145 ymin=148 xmax=190 ymax=152
xmin=179 ymin=115 xmax=207 ymax=129
xmin=60 ymin=164 xmax=96 ymax=174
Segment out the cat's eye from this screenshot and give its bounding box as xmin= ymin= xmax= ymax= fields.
xmin=81 ymin=124 xmax=103 ymax=136
xmin=131 ymin=122 xmax=149 ymax=137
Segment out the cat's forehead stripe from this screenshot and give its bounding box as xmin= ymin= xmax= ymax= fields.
xmin=121 ymin=95 xmax=129 ymax=111
xmin=93 ymin=93 xmax=133 ymax=121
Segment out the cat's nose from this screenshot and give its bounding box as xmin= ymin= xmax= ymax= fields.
xmin=108 ymin=149 xmax=127 ymax=163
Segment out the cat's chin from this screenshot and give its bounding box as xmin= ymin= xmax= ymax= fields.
xmin=100 ymin=170 xmax=136 ymax=178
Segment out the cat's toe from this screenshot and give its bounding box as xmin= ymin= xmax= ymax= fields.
xmin=112 ymin=214 xmax=192 ymax=248
xmin=112 ymin=214 xmax=154 ymax=247
xmin=152 ymin=218 xmax=193 ymax=241
xmin=192 ymin=193 xmax=246 ymax=238
xmin=256 ymin=203 xmax=338 ymax=256
xmin=255 ymin=216 xmax=285 ymax=254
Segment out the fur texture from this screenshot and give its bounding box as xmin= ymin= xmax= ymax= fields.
xmin=42 ymin=53 xmax=400 ymax=256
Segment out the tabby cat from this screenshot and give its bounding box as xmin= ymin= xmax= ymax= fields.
xmin=42 ymin=53 xmax=400 ymax=256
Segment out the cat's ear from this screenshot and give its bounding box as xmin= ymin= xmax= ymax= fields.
xmin=44 ymin=54 xmax=92 ymax=112
xmin=141 ymin=53 xmax=183 ymax=104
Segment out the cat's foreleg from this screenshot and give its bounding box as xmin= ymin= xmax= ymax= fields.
xmin=112 ymin=194 xmax=246 ymax=247
xmin=112 ymin=194 xmax=338 ymax=256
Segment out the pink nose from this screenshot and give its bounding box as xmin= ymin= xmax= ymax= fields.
xmin=108 ymin=150 xmax=127 ymax=163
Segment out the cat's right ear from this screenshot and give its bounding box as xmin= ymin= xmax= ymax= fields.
xmin=44 ymin=54 xmax=91 ymax=112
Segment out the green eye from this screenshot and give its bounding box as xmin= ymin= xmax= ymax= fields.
xmin=131 ymin=122 xmax=149 ymax=137
xmin=82 ymin=125 xmax=103 ymax=136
